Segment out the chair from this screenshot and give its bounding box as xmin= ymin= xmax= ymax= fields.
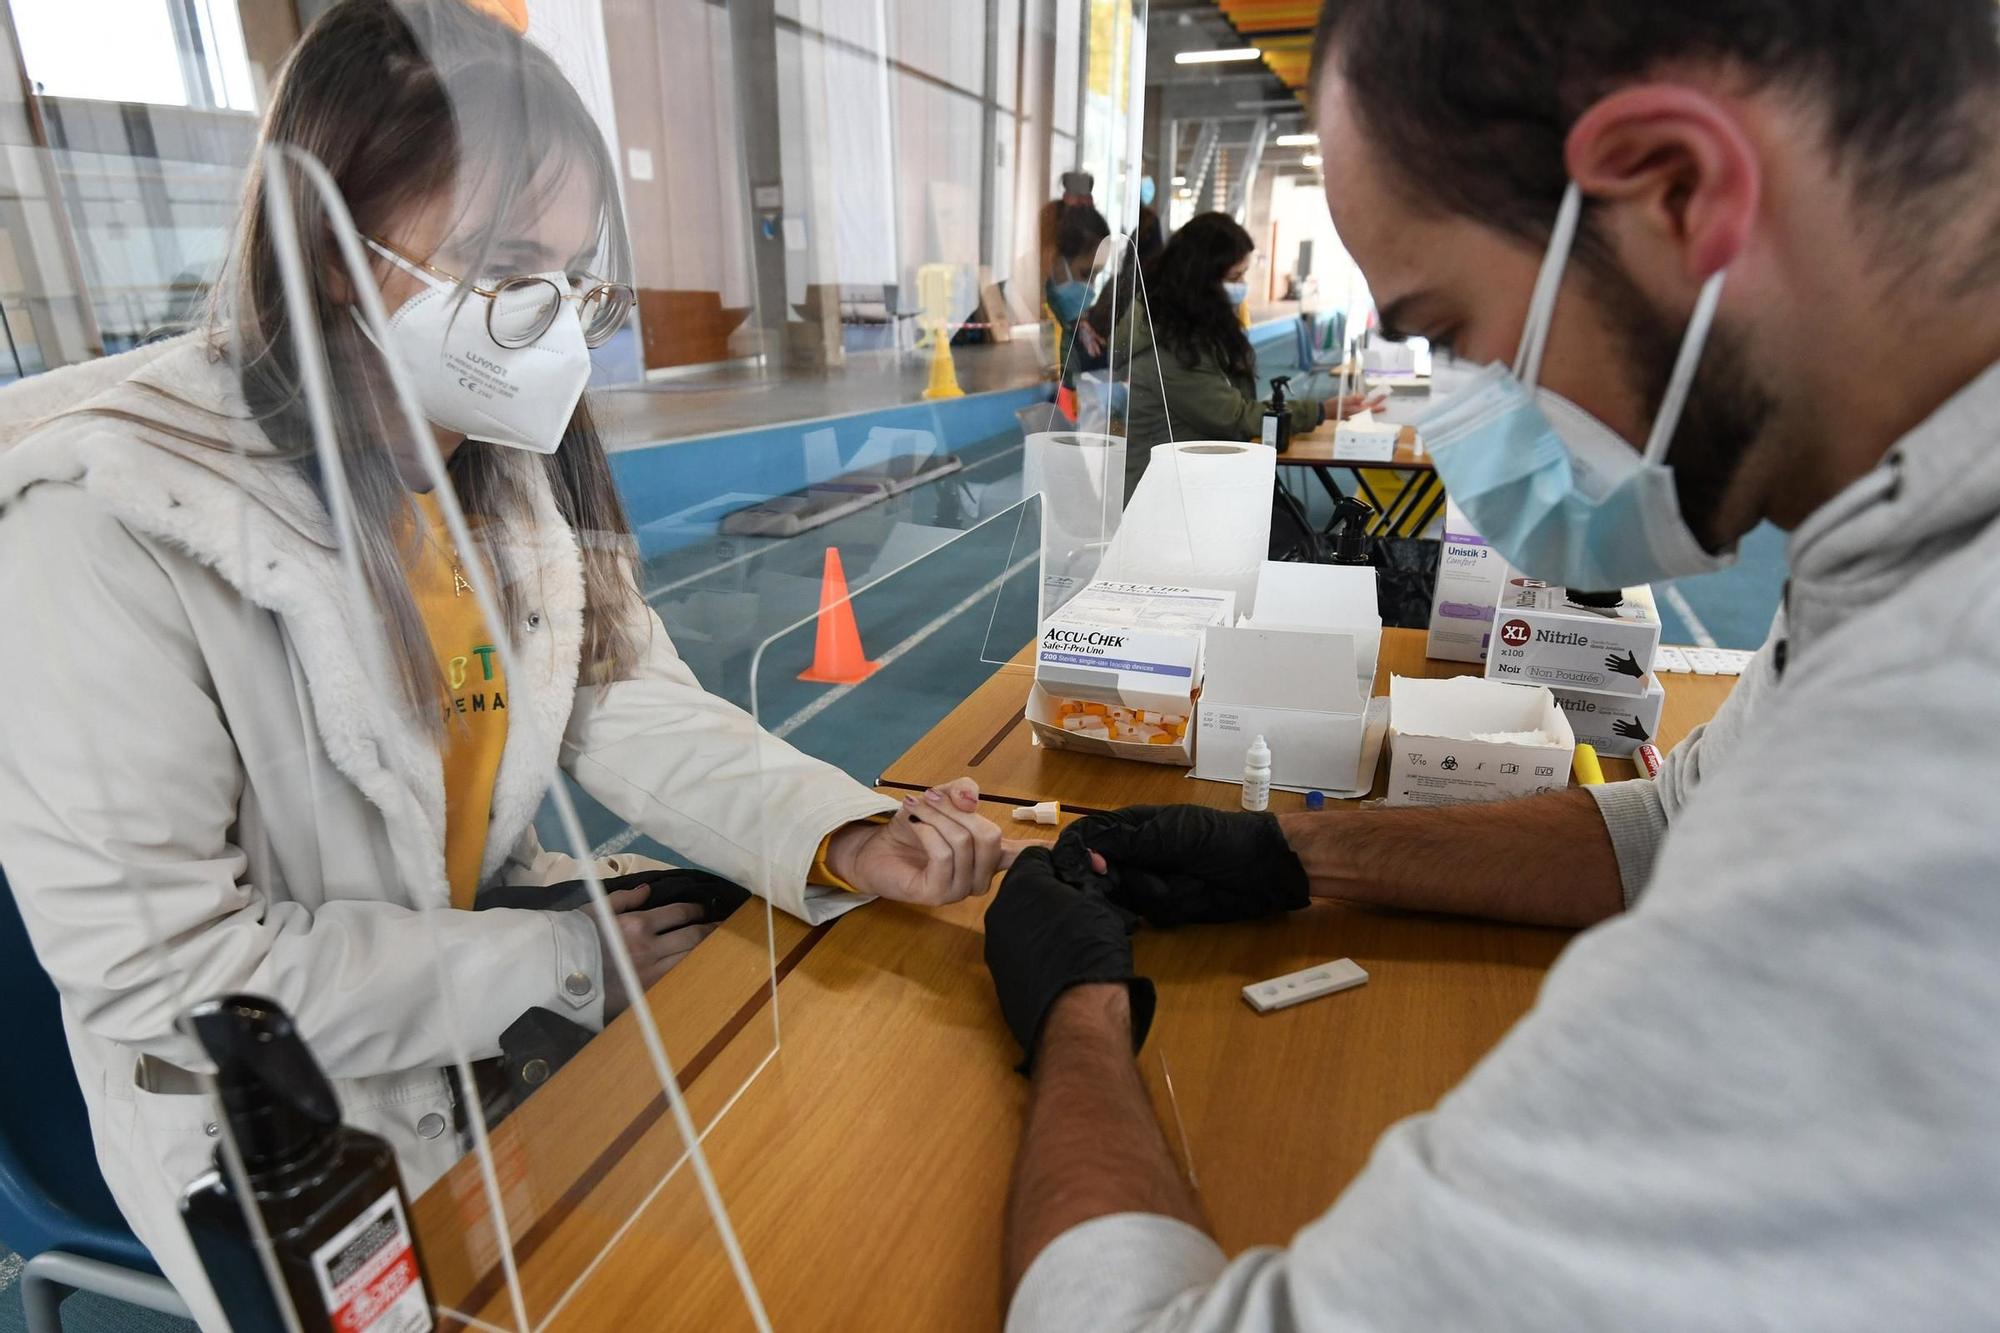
xmin=0 ymin=867 xmax=191 ymax=1332
xmin=1290 ymin=311 xmax=1348 ymax=394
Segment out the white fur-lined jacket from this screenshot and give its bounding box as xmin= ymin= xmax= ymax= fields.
xmin=0 ymin=337 xmax=895 ymax=1327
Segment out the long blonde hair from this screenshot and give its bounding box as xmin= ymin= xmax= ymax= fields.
xmin=215 ymin=0 xmax=642 ymax=729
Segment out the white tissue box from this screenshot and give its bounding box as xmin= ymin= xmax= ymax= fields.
xmin=1362 ymin=342 xmax=1416 ymax=375
xmin=1484 ymin=579 xmax=1661 ymax=699
xmin=1331 ymin=413 xmax=1399 ymax=462
xmin=1385 ymin=675 xmax=1575 ymax=807
xmin=1550 ymin=676 xmax=1666 ymax=758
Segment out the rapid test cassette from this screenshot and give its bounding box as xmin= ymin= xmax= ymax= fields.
xmin=1243 ymin=958 xmax=1370 ymax=1013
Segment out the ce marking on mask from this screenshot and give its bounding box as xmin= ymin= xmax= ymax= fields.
xmin=451 ymin=350 xmax=520 ymax=403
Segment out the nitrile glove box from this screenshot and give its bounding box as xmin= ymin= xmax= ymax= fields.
xmin=1484 ymin=579 xmax=1661 ymax=698
xmin=1426 ymin=499 xmax=1511 ymax=663
xmin=1386 ymin=675 xmax=1575 ymax=807
xmin=1192 ymin=563 xmax=1383 ymax=792
xmin=1028 ymin=581 xmax=1235 ymax=766
xmin=1551 ymin=675 xmax=1666 ymax=757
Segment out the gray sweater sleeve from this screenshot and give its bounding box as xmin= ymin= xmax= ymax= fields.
xmin=1583 ymin=623 xmax=1780 ymax=906
xmin=1007 ymin=600 xmax=2000 ymax=1333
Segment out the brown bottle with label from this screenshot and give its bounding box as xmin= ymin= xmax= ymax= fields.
xmin=180 ymin=995 xmax=435 ymax=1333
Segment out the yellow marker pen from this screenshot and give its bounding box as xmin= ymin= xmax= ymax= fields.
xmin=1572 ymin=743 xmax=1606 ymax=786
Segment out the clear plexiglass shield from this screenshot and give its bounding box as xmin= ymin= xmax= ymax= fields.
xmin=986 ymin=227 xmax=1276 ymax=667
xmin=3 ymin=38 xmax=781 ymax=1333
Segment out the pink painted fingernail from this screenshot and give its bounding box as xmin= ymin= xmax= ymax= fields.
xmin=924 ymin=789 xmax=944 ymax=803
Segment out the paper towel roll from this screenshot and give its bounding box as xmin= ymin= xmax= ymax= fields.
xmin=1024 ymin=431 xmax=1126 ymax=620
xmin=1095 ymin=441 xmax=1274 ymax=614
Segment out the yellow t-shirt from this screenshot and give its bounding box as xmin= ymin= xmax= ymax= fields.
xmin=407 ymin=491 xmax=509 ymax=909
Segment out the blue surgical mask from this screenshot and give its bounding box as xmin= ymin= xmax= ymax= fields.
xmin=1222 ymin=280 xmax=1248 ymax=307
xmin=1048 ymin=278 xmax=1090 ymax=322
xmin=1416 ymin=183 xmax=1735 ymax=591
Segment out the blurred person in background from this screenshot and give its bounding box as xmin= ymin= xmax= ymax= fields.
xmin=1047 ymin=202 xmax=1113 ymax=387
xmin=1117 ymin=211 xmax=1364 ymax=496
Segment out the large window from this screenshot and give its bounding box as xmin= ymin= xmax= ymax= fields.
xmin=13 ymin=0 xmax=259 ymax=110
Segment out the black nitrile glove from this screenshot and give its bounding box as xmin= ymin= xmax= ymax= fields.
xmin=1605 ymin=649 xmax=1645 ymax=679
xmin=1051 ymin=804 xmax=1310 ymax=928
xmin=983 ymin=846 xmax=1156 ymax=1074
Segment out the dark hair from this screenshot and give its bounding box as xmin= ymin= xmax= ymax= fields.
xmin=1311 ymin=0 xmax=2000 ymax=250
xmin=1054 ymin=203 xmax=1111 ymax=267
xmin=1143 ymin=212 xmax=1255 ymax=382
xmin=215 ymin=0 xmax=641 ymax=726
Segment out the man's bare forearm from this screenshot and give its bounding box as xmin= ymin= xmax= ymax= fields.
xmin=1003 ymin=984 xmax=1207 ymax=1302
xmin=1278 ymin=788 xmax=1623 ymax=928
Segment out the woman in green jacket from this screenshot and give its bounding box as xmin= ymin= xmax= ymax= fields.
xmin=1113 ymin=212 xmax=1358 ymax=497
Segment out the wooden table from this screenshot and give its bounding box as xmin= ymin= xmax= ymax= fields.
xmin=1278 ymin=418 xmax=1441 ymax=538
xmin=416 ymin=642 xmax=1738 ymax=1330
xmin=879 ymin=628 xmax=1736 ymax=815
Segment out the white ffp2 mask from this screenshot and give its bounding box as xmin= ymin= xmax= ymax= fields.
xmin=362 ymin=239 xmax=591 ymax=454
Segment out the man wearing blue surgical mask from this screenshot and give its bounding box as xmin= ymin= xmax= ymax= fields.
xmin=985 ymin=3 xmax=2000 ymax=1330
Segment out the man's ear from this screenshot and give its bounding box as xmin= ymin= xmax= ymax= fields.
xmin=1565 ymin=85 xmax=1760 ymax=281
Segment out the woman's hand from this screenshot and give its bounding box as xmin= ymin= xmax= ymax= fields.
xmin=594 ymin=884 xmax=717 ymax=1020
xmin=1328 ymin=392 xmax=1373 ymax=421
xmin=828 ymin=778 xmax=1026 ymax=906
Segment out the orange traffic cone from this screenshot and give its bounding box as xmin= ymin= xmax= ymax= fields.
xmin=1055 ymin=383 xmax=1078 ymax=422
xmin=798 ymin=546 xmax=881 ymax=684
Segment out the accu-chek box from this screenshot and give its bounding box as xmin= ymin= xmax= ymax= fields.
xmin=1484 ymin=579 xmax=1661 ymax=698
xmin=1027 ymin=581 xmax=1234 ymax=767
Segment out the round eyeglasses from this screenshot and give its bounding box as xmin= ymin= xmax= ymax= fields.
xmin=366 ymin=236 xmax=636 ymax=349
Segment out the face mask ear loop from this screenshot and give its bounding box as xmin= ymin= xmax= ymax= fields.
xmin=1641 ymin=267 xmax=1727 ymax=465
xmin=1514 ymin=182 xmax=1584 ymax=388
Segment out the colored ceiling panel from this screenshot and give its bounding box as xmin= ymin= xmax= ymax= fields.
xmin=1214 ymin=0 xmax=1322 ymax=95
xmin=1217 ymin=0 xmax=1320 ymax=28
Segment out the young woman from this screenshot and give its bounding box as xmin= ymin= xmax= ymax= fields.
xmin=1117 ymin=211 xmax=1362 ymax=496
xmin=0 ymin=2 xmax=1007 ymax=1323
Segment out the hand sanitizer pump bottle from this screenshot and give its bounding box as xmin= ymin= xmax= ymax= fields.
xmin=180 ymin=995 xmax=435 ymax=1333
xmin=1262 ymin=376 xmax=1294 ymax=454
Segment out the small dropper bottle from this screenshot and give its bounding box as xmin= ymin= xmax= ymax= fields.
xmin=1241 ymin=735 xmax=1272 ymax=812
